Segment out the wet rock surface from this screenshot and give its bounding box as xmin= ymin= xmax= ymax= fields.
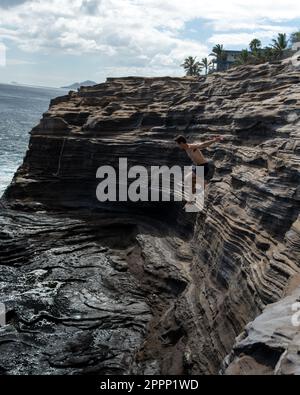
xmin=1 ymin=58 xmax=300 ymax=374
xmin=0 ymin=210 xmax=193 ymax=374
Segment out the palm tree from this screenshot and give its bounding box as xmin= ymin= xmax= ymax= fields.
xmin=272 ymin=33 xmax=288 ymax=58
xmin=210 ymin=44 xmax=227 ymax=71
xmin=210 ymin=44 xmax=226 ymax=60
xmin=200 ymin=57 xmax=212 ymax=75
xmin=235 ymin=49 xmax=251 ymax=65
xmin=249 ymin=39 xmax=262 ymax=53
xmin=181 ymin=56 xmax=202 ymax=76
xmin=290 ymin=31 xmax=300 ymax=44
xmin=261 ymin=46 xmax=276 ymax=62
xmin=249 ymin=39 xmax=263 ymax=63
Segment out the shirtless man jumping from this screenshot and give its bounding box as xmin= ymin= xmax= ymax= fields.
xmin=175 ymin=135 xmax=222 ymax=207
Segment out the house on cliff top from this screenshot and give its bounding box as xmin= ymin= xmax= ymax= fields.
xmin=215 ymin=50 xmax=242 ymax=71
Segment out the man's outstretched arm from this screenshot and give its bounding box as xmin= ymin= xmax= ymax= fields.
xmin=189 ymin=136 xmax=223 ymax=150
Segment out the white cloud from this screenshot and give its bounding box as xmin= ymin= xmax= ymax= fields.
xmin=0 ymin=42 xmax=6 ymax=66
xmin=6 ymin=58 xmax=36 ymax=65
xmin=0 ymin=0 xmax=299 ymax=78
xmin=208 ymin=28 xmax=297 ymax=47
xmin=208 ymin=21 xmax=298 ymax=33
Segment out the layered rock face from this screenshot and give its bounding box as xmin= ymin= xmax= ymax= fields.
xmin=1 ymin=57 xmax=300 ymax=375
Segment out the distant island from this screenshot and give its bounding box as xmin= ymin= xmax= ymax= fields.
xmin=61 ymin=80 xmax=97 ymax=90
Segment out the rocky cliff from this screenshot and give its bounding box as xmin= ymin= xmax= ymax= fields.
xmin=0 ymin=57 xmax=300 ymax=375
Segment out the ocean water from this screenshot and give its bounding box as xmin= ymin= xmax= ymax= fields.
xmin=0 ymin=84 xmax=66 ymax=196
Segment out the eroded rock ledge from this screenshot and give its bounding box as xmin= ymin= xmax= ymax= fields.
xmin=1 ymin=58 xmax=300 ymax=375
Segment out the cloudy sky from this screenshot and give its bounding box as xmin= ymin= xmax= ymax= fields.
xmin=0 ymin=0 xmax=299 ymax=87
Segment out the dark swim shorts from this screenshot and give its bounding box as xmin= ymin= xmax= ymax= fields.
xmin=192 ymin=162 xmax=214 ymax=180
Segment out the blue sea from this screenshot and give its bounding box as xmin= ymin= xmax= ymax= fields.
xmin=0 ymin=84 xmax=67 ymax=196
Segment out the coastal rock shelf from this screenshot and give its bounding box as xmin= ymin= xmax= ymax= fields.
xmin=1 ymin=58 xmax=300 ymax=374
xmin=0 ymin=210 xmax=193 ymax=374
